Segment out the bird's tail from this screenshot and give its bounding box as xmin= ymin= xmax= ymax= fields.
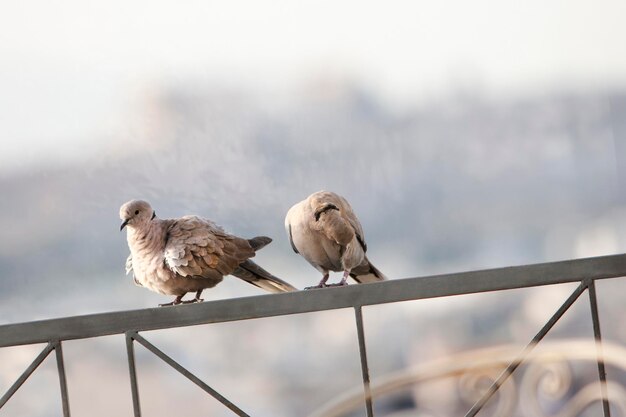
xmin=232 ymin=259 xmax=298 ymax=293
xmin=350 ymin=256 xmax=387 ymax=283
xmin=248 ymin=236 xmax=272 ymax=251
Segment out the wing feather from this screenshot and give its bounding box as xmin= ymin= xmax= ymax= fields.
xmin=164 ymin=216 xmax=254 ymax=279
xmin=335 ymin=194 xmax=367 ymax=251
xmin=288 ymin=223 xmax=299 ymax=254
xmin=309 ymin=191 xmax=366 ymax=250
xmin=125 ymin=254 xmax=144 ymax=287
xmin=125 ymin=254 xmax=133 ymax=275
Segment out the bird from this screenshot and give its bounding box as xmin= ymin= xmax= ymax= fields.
xmin=285 ymin=190 xmax=387 ymax=289
xmin=120 ymin=199 xmax=297 ymax=306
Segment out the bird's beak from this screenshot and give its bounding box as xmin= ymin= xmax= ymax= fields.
xmin=151 ymin=211 xmax=156 ymax=220
xmin=120 ymin=219 xmax=130 ymax=231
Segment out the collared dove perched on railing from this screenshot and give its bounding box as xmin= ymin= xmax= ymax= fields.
xmin=120 ymin=199 xmax=297 ymax=306
xmin=285 ymin=191 xmax=387 ymax=289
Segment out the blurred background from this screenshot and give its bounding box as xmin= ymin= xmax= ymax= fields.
xmin=2 ymin=0 xmax=626 ymax=416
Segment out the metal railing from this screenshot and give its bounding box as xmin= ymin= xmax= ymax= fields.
xmin=2 ymin=253 xmax=626 ymax=416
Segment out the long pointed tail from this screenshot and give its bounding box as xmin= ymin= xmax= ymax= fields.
xmin=350 ymin=256 xmax=387 ymax=283
xmin=232 ymin=259 xmax=298 ymax=293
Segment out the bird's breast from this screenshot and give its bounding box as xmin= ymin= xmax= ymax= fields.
xmin=292 ymin=226 xmax=343 ymax=272
xmin=128 ymin=229 xmax=172 ymax=288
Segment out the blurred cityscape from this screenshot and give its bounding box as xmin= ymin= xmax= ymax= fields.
xmin=2 ymin=80 xmax=626 ymax=416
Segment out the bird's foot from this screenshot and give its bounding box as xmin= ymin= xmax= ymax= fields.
xmin=305 ymin=274 xmax=331 ymax=290
xmin=325 ymin=281 xmax=349 ymax=288
xmin=305 ymin=282 xmax=349 ymax=289
xmin=159 ymin=301 xmax=181 ymax=307
xmin=159 ymin=295 xmax=184 ymax=307
xmin=325 ymin=271 xmax=350 ymax=287
xmin=181 ymin=297 xmax=204 ymax=304
xmin=304 ymin=284 xmax=327 ymax=290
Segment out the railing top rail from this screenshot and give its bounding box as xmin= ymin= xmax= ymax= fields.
xmin=2 ymin=253 xmax=626 ymax=348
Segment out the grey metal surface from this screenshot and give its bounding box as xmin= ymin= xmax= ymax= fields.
xmin=588 ymin=280 xmax=611 ymax=417
xmin=54 ymin=341 xmax=71 ymax=417
xmin=2 ymin=253 xmax=626 ymax=348
xmin=2 ymin=253 xmax=626 ymax=416
xmin=354 ymin=306 xmax=374 ymax=417
xmin=125 ymin=332 xmax=141 ymax=417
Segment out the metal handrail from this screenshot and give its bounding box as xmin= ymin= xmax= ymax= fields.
xmin=2 ymin=253 xmax=625 ymax=348
xmin=1 ymin=252 xmax=625 ymax=416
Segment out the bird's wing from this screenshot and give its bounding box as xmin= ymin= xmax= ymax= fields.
xmin=287 ymin=223 xmax=299 ymax=253
xmin=125 ymin=254 xmax=143 ymax=287
xmin=125 ymin=254 xmax=133 ymax=275
xmin=335 ymin=193 xmax=367 ymax=251
xmin=284 ymin=205 xmax=300 ymax=254
xmin=309 ymin=191 xmax=366 ymax=250
xmin=163 ymin=216 xmax=255 ymax=279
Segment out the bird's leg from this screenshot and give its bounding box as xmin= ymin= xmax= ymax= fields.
xmin=305 ymin=272 xmax=330 ymax=290
xmin=327 ymin=270 xmax=351 ymax=287
xmin=338 ymin=270 xmax=350 ymax=286
xmin=180 ymin=290 xmax=204 ymax=304
xmin=159 ymin=295 xmax=184 ymax=307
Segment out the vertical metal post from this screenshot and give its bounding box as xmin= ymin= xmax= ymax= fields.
xmin=354 ymin=306 xmax=374 ymax=417
xmin=588 ymin=279 xmax=611 ymax=417
xmin=126 ymin=332 xmax=141 ymax=417
xmin=54 ymin=341 xmax=71 ymax=417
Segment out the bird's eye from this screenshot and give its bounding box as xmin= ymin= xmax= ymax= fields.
xmin=134 ymin=210 xmax=139 ymax=215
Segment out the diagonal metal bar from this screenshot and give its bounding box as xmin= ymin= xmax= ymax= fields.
xmin=464 ymin=281 xmax=587 ymax=417
xmin=130 ymin=331 xmax=250 ymax=416
xmin=53 ymin=341 xmax=71 ymax=417
xmin=354 ymin=306 xmax=374 ymax=417
xmin=0 ymin=342 xmax=55 ymax=408
xmin=125 ymin=332 xmax=142 ymax=417
xmin=588 ymin=279 xmax=611 ymax=417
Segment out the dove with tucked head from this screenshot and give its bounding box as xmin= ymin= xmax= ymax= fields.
xmin=285 ymin=191 xmax=387 ymax=289
xmin=120 ymin=199 xmax=297 ymax=306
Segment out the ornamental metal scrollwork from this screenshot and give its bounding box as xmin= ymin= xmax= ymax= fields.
xmin=311 ymin=339 xmax=626 ymax=417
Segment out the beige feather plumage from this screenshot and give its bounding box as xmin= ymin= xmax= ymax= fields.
xmin=121 ymin=200 xmax=297 ymax=305
xmin=285 ymin=191 xmax=387 ymax=288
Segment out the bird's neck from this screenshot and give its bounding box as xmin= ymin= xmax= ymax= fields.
xmin=127 ymin=221 xmax=166 ymax=254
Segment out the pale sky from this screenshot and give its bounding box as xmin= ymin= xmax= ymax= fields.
xmin=1 ymin=0 xmax=626 ymax=172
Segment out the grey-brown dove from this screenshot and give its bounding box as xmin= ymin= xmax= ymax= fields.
xmin=285 ymin=191 xmax=387 ymax=288
xmin=120 ymin=199 xmax=297 ymax=306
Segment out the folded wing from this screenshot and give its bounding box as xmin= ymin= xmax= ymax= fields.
xmin=164 ymin=216 xmax=254 ymax=280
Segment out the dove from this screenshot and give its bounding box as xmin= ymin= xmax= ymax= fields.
xmin=285 ymin=190 xmax=387 ymax=289
xmin=120 ymin=199 xmax=297 ymax=306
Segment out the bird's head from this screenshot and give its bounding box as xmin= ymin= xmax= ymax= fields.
xmin=119 ymin=200 xmax=156 ymax=231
